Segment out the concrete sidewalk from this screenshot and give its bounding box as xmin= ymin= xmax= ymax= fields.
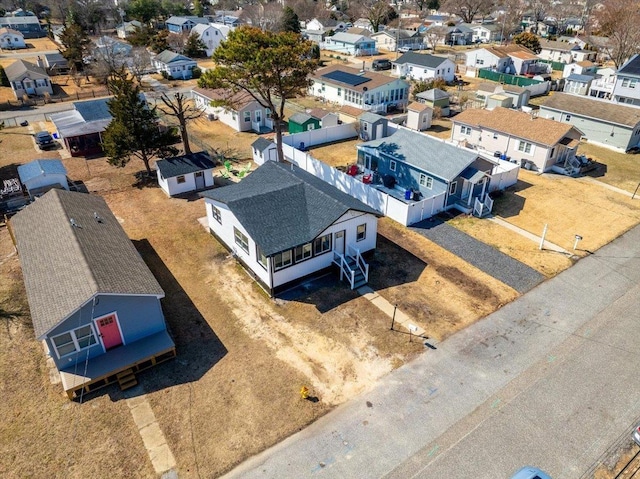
xmin=221 ymin=223 xmax=640 ymax=479
xmin=487 ymin=215 xmax=570 ymax=254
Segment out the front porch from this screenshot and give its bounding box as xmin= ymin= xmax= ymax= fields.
xmin=59 ymin=330 xmax=176 ymax=399
xmin=333 ymin=245 xmax=370 ymax=289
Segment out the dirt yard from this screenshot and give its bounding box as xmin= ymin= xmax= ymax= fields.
xmin=579 ymin=142 xmax=640 ymax=193
xmin=0 ymin=123 xmax=521 ymax=478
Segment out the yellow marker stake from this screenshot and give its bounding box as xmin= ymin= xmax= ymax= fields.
xmin=300 ymin=386 xmax=309 ymax=399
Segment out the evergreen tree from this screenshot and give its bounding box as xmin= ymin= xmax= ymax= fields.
xmin=59 ymin=23 xmax=90 ymax=72
xmin=280 ymin=7 xmax=300 ymax=33
xmin=102 ymin=70 xmax=179 ymax=175
xmin=512 ymin=32 xmax=542 ymax=53
xmin=150 ymin=30 xmax=170 ymax=53
xmin=0 ymin=65 xmax=9 ymax=87
xmin=193 ymin=0 xmax=204 ymax=16
xmin=183 ymin=32 xmax=207 ymax=58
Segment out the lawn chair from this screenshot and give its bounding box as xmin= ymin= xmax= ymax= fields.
xmin=237 ymin=162 xmax=252 ymax=179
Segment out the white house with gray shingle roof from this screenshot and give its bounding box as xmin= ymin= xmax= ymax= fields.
xmin=5 ymin=59 xmax=52 ymax=99
xmin=0 ymin=27 xmax=26 ymax=49
xmin=391 ymin=52 xmax=456 ymax=82
xmin=156 ymin=152 xmax=215 ymax=196
xmin=200 ymin=161 xmax=381 ymax=295
xmin=152 ymin=50 xmax=197 ymax=79
xmin=322 ymin=32 xmax=377 ymax=56
xmin=11 ymin=189 xmax=175 ymax=399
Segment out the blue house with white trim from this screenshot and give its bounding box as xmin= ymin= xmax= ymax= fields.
xmin=166 ymin=16 xmax=208 ymax=34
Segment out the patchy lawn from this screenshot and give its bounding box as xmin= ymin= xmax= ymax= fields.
xmin=308 ymin=138 xmax=361 ymax=168
xmin=579 ymin=142 xmax=640 ymax=193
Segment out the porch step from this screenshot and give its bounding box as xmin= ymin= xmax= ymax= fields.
xmin=117 ymin=369 xmax=138 ymax=391
xmin=353 ymin=279 xmax=368 ymax=289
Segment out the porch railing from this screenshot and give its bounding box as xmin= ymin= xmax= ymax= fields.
xmin=333 ymin=252 xmax=355 ymax=289
xmin=347 ymin=244 xmax=369 ymax=284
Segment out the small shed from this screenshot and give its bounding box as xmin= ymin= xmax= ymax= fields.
xmin=156 ymin=152 xmax=215 ymax=196
xmin=359 ymin=112 xmax=388 ymax=141
xmin=252 ymin=138 xmax=277 ymax=165
xmin=416 ymin=88 xmax=450 ymax=117
xmin=486 ymin=94 xmax=513 ymax=110
xmin=17 ymin=159 xmax=68 ymax=197
xmin=308 ymin=108 xmax=339 ymax=127
xmin=406 ymin=102 xmax=433 ymax=131
xmin=288 ymin=112 xmax=321 ymax=133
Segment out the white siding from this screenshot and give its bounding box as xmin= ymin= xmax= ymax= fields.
xmin=158 ymin=169 xmax=214 ymax=196
xmin=23 ymin=173 xmax=69 ymax=193
xmin=253 ymin=144 xmax=277 ymax=165
xmin=394 ymin=59 xmax=456 ymax=82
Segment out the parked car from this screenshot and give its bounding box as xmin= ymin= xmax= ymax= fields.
xmin=398 ymin=44 xmax=424 ymax=53
xmin=34 ymin=131 xmax=55 ymax=150
xmin=633 ymin=423 xmax=640 ymax=446
xmin=372 ymin=58 xmax=391 ymax=71
xmin=510 ymin=466 xmax=552 ymax=479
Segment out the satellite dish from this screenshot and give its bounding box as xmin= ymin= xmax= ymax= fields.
xmin=363 ymin=86 xmax=368 ymax=91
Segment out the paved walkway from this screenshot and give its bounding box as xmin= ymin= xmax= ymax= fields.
xmin=410 ymin=218 xmax=545 ymax=293
xmin=357 ymin=285 xmax=425 ymax=336
xmin=487 ymin=215 xmax=570 ymax=254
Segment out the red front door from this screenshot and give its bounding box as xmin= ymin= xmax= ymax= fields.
xmin=96 ymin=314 xmax=123 ymax=350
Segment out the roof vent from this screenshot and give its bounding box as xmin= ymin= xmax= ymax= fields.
xmin=94 ymin=212 xmax=103 ymax=223
xmin=70 ymin=218 xmax=81 ymax=228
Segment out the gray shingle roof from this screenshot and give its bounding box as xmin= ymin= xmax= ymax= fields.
xmin=416 ymin=88 xmax=449 ymax=101
xmin=566 ymin=73 xmax=593 ymax=82
xmin=4 ymin=59 xmax=48 ymax=81
xmin=200 ymin=161 xmax=380 ymax=256
xmin=541 ymin=92 xmax=640 ymax=128
xmin=392 ymin=52 xmax=449 ymax=69
xmin=156 ymin=152 xmax=215 ymax=178
xmin=289 ymin=112 xmax=314 ymax=124
xmin=617 ymin=53 xmax=640 ymax=77
xmin=155 ymin=50 xmax=194 ymax=64
xmin=359 ymin=128 xmax=478 ymax=182
xmin=251 ymin=137 xmax=274 ymax=152
xmin=74 ymin=98 xmax=112 ymax=122
xmin=11 ymin=189 xmax=164 ymax=339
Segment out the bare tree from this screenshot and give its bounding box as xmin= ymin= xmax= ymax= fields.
xmin=441 ymin=0 xmax=493 ymax=23
xmin=88 ymin=42 xmax=128 ymax=85
xmin=595 ymin=0 xmax=640 ymax=68
xmin=546 ymin=1 xmax=583 ymax=34
xmin=425 ymin=25 xmax=449 ymax=51
xmin=159 ymin=92 xmax=203 ymax=155
xmin=353 ymin=0 xmax=393 ymax=33
xmin=167 ymin=32 xmax=187 ymax=54
xmin=497 ymin=0 xmax=525 ymax=40
xmin=129 ymin=47 xmax=152 ymax=83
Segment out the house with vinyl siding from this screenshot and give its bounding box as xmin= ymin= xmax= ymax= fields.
xmin=17 ymin=159 xmax=69 ymax=197
xmin=0 ymin=27 xmax=26 ymax=49
xmin=10 ymin=189 xmax=175 ymax=399
xmin=391 ymin=52 xmax=456 ymax=82
xmin=192 ymin=87 xmax=273 ymax=133
xmin=5 ymin=59 xmax=52 ymax=99
xmin=200 ymin=161 xmax=381 ymax=295
xmin=156 ymin=152 xmax=216 ymax=196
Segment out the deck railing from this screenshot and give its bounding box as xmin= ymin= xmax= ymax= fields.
xmin=347 ymin=245 xmax=369 ymax=283
xmin=333 ymin=252 xmax=355 ymax=289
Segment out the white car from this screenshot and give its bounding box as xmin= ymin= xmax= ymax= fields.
xmin=510 ymin=467 xmax=552 ymax=479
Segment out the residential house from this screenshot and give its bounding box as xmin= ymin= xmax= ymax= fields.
xmin=415 ymin=88 xmax=450 ymax=116
xmin=322 ymin=32 xmax=377 ymax=56
xmin=500 ymin=44 xmax=547 ymax=75
xmin=451 ymin=107 xmax=583 ymax=172
xmin=563 ymin=74 xmax=593 ymax=96
xmin=540 ymin=93 xmax=640 ymax=152
xmin=200 ymin=161 xmax=381 ymax=295
xmin=465 ymin=46 xmax=512 ymax=72
xmin=571 ymin=49 xmax=597 ymax=62
xmin=538 ymin=40 xmax=581 ymax=63
xmin=208 ymin=13 xmax=241 ymax=27
xmin=156 ymin=152 xmax=215 ymax=196
xmin=307 ymin=108 xmax=339 ymax=128
xmin=309 ymin=65 xmax=410 ymax=114
xmin=476 ymin=83 xmax=531 ymax=109
xmin=611 ymin=54 xmax=640 ymax=107
xmin=424 ymin=14 xmax=459 ymax=26
xmin=165 ymin=15 xmax=208 ymax=34
xmin=371 ymin=29 xmax=423 ymax=52
xmin=288 ymin=112 xmax=320 ymax=133
xmin=470 ymin=23 xmax=502 ymax=43
xmin=95 ymin=36 xmax=132 ymax=57
xmin=406 ymin=102 xmax=433 ymax=131
xmin=11 ymin=189 xmax=175 ymax=399
xmin=116 ymin=20 xmax=142 ymax=39
xmin=0 ymin=27 xmax=26 ymax=49
xmin=152 ymin=50 xmax=197 ymax=79
xmin=17 ymin=159 xmax=69 ymax=197
xmin=0 ymin=15 xmax=44 ymax=38
xmin=562 ymin=61 xmax=597 ymax=79
xmin=5 ymin=59 xmax=52 ymax=99
xmin=347 ymin=27 xmax=373 ymax=36
xmin=192 ymin=87 xmax=273 ymax=133
xmin=359 ymin=112 xmax=388 ymax=141
xmin=352 ymin=18 xmax=373 ymax=31
xmin=443 ymin=24 xmax=473 ymax=46
xmin=191 ymin=23 xmax=230 ymax=57
xmin=251 ymin=138 xmax=277 ymax=165
xmin=356 ymin=127 xmax=496 ymax=213
xmin=306 ymin=17 xmax=347 ymax=33
xmin=50 ymin=97 xmax=113 ymax=157
xmin=392 ymin=52 xmax=456 ymax=82
xmin=36 ymin=52 xmax=69 ymax=75
xmin=588 ymin=67 xmax=616 ymax=100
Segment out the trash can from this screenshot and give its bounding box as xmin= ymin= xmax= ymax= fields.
xmin=405 ymin=189 xmax=412 ymax=200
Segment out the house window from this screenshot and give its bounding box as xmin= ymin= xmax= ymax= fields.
xmin=177 ymin=175 xmax=186 ymax=184
xmin=294 ymin=243 xmax=312 ymax=262
xmin=565 ymin=114 xmax=571 ymax=121
xmin=234 ymin=227 xmax=249 ymax=254
xmin=356 ymin=224 xmax=366 ymax=241
xmin=243 ymin=111 xmax=251 ymax=122
xmin=518 ymin=140 xmax=533 ymax=154
xmin=476 ymin=59 xmax=484 ymax=65
xmin=308 ymin=123 xmax=315 ymax=130
xmin=338 ymin=87 xmax=342 ymax=96
xmin=274 ymin=250 xmax=292 ymax=270
xmin=313 ymin=233 xmax=332 ymax=255
xmin=419 ymin=173 xmax=433 ymax=188
xmin=493 ymin=133 xmax=498 ymax=139
xmin=449 ymin=181 xmax=458 ymax=195
xmin=51 ymin=324 xmax=97 ymax=358
xmin=211 ymin=204 xmax=222 ymax=224
xmin=461 ymin=125 xmax=471 ymax=135
xmin=257 ymin=246 xmax=267 ymax=269
xmin=390 ymin=160 xmax=397 ymax=171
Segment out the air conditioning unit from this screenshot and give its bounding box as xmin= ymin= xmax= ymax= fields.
xmin=207 ymin=113 xmax=217 ymax=121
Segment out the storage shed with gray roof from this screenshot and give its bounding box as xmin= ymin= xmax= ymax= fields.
xmin=200 ymin=161 xmax=381 ymax=295
xmin=156 ymin=152 xmax=215 ymax=196
xmin=11 ymin=189 xmax=175 ymax=398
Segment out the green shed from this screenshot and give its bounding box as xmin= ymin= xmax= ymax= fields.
xmin=288 ymin=112 xmax=321 ymax=134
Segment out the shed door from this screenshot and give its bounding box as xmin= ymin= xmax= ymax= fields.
xmin=96 ymin=314 xmax=123 ymax=350
xmin=195 ymin=171 xmax=205 ymax=189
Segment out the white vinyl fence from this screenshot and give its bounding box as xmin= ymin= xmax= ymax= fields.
xmin=282 ymin=123 xmax=358 ymax=148
xmin=489 ymin=160 xmax=520 ymax=192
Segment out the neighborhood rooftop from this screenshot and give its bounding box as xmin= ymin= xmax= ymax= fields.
xmin=156 ymin=152 xmax=215 ymax=178
xmin=618 ymin=54 xmax=640 ymax=77
xmin=17 ymin=159 xmax=66 ymax=183
xmin=392 ymin=52 xmax=450 ymax=68
xmin=453 ymin=107 xmax=579 ymax=146
xmin=10 ymin=189 xmax=164 ymax=339
xmin=200 ymin=161 xmax=380 ymax=256
xmin=360 ymin=128 xmax=483 ymax=181
xmin=311 ymin=65 xmax=398 ymax=93
xmin=4 ymin=59 xmax=48 ymax=80
xmin=541 ymin=92 xmax=640 ymax=127
xmin=50 ymin=98 xmax=113 ymax=137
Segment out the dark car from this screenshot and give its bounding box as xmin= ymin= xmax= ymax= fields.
xmin=372 ymin=59 xmax=392 ymax=71
xmin=34 ymin=131 xmax=55 ymax=149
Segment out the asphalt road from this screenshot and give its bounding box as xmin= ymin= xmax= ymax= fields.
xmin=221 ymin=223 xmax=640 ymax=479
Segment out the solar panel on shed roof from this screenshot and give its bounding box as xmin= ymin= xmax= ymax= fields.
xmin=322 ymin=70 xmax=371 ymax=86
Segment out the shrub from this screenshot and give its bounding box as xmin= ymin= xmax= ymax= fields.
xmin=191 ymin=66 xmax=202 ymax=79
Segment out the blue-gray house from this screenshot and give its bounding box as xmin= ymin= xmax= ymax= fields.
xmin=166 ymin=15 xmax=208 ymax=34
xmin=11 ymin=189 xmax=175 ymax=399
xmin=356 ymin=127 xmax=496 ymax=212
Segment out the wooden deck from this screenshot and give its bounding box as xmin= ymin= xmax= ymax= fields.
xmin=59 ymin=330 xmax=176 ymax=400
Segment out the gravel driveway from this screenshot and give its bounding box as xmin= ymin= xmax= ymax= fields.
xmin=410 ymin=217 xmax=544 ymax=293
